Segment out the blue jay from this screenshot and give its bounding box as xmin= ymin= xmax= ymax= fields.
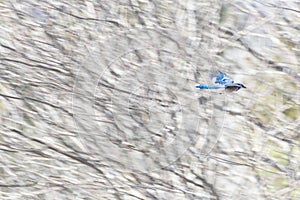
xmin=196 ymin=70 xmax=246 ymax=92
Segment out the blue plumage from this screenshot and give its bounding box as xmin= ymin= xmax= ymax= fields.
xmin=195 ymin=85 xmax=222 ymax=89
xmin=196 ymin=70 xmax=246 ymax=92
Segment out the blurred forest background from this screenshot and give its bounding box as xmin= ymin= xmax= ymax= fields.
xmin=0 ymin=0 xmax=300 ymax=199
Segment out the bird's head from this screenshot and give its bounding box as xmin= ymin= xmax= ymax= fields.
xmin=225 ymin=83 xmax=246 ymax=92
xmin=235 ymin=83 xmax=246 ymax=88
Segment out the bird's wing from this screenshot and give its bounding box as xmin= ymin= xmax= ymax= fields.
xmin=210 ymin=70 xmax=234 ymax=86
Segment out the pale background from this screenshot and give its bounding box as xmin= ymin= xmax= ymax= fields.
xmin=0 ymin=0 xmax=299 ymax=199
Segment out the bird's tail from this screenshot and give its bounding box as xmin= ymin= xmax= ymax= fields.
xmin=196 ymin=84 xmax=223 ymax=89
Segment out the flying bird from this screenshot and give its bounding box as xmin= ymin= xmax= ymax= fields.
xmin=196 ymin=70 xmax=246 ymax=92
